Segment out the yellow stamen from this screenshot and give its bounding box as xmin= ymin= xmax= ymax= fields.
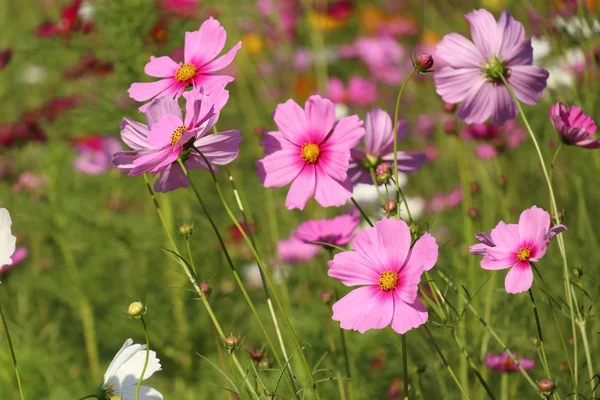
xmin=516 ymin=246 xmax=532 ymax=261
xmin=175 ymin=63 xmax=197 ymax=82
xmin=170 ymin=126 xmax=187 ymax=146
xmin=301 ymin=143 xmax=320 ymax=164
xmin=378 ymin=271 xmax=399 ymax=291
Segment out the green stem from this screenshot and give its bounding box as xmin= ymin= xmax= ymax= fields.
xmin=135 ymin=317 xmax=150 ymax=400
xmin=423 ymin=324 xmax=470 ymax=399
xmin=549 ymin=143 xmax=563 ymax=182
xmin=528 ymin=288 xmax=551 ymax=379
xmin=185 ymin=238 xmax=197 ymax=274
xmin=402 ymin=334 xmax=410 ymax=399
xmin=392 ymin=69 xmax=416 ymax=223
xmin=500 ymin=373 xmax=508 ymax=400
xmin=141 ymin=175 xmax=259 ymax=399
xmin=500 ymin=75 xmax=587 ymax=393
xmin=451 ymin=332 xmax=496 ymax=400
xmin=350 ymin=197 xmax=374 ymax=227
xmin=369 ymin=168 xmax=386 ymax=206
xmin=176 ymin=159 xmax=302 ymax=398
xmin=0 ymin=304 xmax=25 ymax=400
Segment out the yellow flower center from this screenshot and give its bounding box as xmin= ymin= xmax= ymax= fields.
xmin=175 ymin=63 xmax=197 ymax=82
xmin=516 ymin=246 xmax=532 ymax=261
xmin=301 ymin=143 xmax=320 ymax=164
xmin=171 ymin=125 xmax=188 ymax=146
xmin=378 ymin=271 xmax=399 ymax=291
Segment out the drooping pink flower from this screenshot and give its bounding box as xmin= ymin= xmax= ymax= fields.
xmin=256 ymin=95 xmax=365 ymax=210
xmin=327 ymin=76 xmax=378 ymax=107
xmin=461 ymin=121 xmax=525 ymax=159
xmin=485 ymin=352 xmax=535 ymax=372
xmin=348 ymin=109 xmax=426 ymax=185
xmin=1 ymin=247 xmax=28 ymax=275
xmin=72 ymin=136 xmax=122 ymax=175
xmin=128 ymin=18 xmax=242 ymax=110
xmin=278 ymin=235 xmax=320 ymax=265
xmin=113 ymin=86 xmax=241 ymax=192
xmin=550 ymin=103 xmax=600 ymax=148
xmin=295 ymin=210 xmax=359 ymax=247
xmin=328 ymin=218 xmax=438 ymax=334
xmin=470 ymin=206 xmax=566 ymax=294
xmin=434 ymin=9 xmax=549 ymax=125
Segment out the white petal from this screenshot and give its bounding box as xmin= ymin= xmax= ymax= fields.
xmin=117 ymin=347 xmax=162 ymax=384
xmin=0 ymin=208 xmax=16 ymax=267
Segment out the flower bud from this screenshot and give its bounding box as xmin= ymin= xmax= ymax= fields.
xmin=537 ymin=379 xmax=556 ymax=395
xmin=383 ymin=200 xmax=397 ymax=213
xmin=470 ymin=181 xmax=480 ymax=194
xmin=414 ymin=53 xmax=434 ymax=72
xmin=468 ymin=207 xmax=479 ymax=219
xmin=258 ymin=359 xmax=271 ymax=369
xmin=128 ymin=302 xmax=147 ymax=319
xmin=497 ymin=175 xmax=508 ymax=187
xmin=319 ymin=291 xmax=334 ymax=305
xmin=178 ymin=223 xmax=194 ymax=238
xmin=531 ymin=336 xmax=540 ymax=347
xmin=572 ymin=267 xmax=583 ymax=278
xmin=249 ymin=348 xmax=265 ymax=362
xmin=560 ymin=360 xmax=569 ymax=371
xmin=443 ymin=102 xmax=457 ymax=113
xmin=375 ymin=162 xmax=392 ymax=184
xmin=409 ymin=223 xmax=419 ymax=236
xmin=443 ymin=119 xmax=456 ymax=135
xmin=200 ymin=282 xmax=212 ymax=297
xmin=225 ymin=335 xmax=241 ymax=351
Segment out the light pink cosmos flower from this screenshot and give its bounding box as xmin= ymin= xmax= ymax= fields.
xmin=328 ymin=218 xmax=438 ymax=334
xmin=550 ymin=102 xmax=600 ymax=148
xmin=485 ymin=351 xmax=535 ymax=372
xmin=434 ymin=9 xmax=549 ymax=125
xmin=327 ymin=76 xmax=378 ymax=107
xmin=295 ymin=210 xmax=359 ymax=247
xmin=348 ymin=109 xmax=426 ymax=185
xmin=278 ymin=235 xmax=320 ymax=265
xmin=72 ymin=136 xmax=122 ymax=175
xmin=113 ymin=87 xmax=241 ymax=192
xmin=470 ymin=206 xmax=566 ymax=294
xmin=128 ymin=18 xmax=242 ymax=110
xmin=350 ymin=35 xmax=410 ymax=84
xmin=256 ymin=95 xmax=365 ymax=210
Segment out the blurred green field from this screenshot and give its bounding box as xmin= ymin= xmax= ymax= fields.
xmin=1 ymin=0 xmax=600 ymax=399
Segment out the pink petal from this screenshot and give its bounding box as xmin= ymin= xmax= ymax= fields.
xmin=435 ymin=67 xmax=482 ymax=104
xmin=193 ymin=129 xmax=242 ymax=165
xmin=491 ymin=85 xmax=518 ymax=126
xmin=435 ymin=33 xmax=484 ymax=69
xmin=285 ymin=165 xmax=316 ymax=210
xmin=128 ymin=78 xmax=179 ymax=102
xmin=147 ymin=114 xmax=184 ymax=148
xmin=480 ymin=248 xmax=515 ymax=270
xmin=120 ymin=118 xmax=149 ymax=150
xmin=322 ymin=115 xmax=365 ymax=151
xmin=352 ymin=227 xmax=390 ymax=274
xmin=257 ymin=131 xmax=304 ymax=187
xmin=332 ymin=286 xmax=394 ymax=333
xmin=304 ymin=95 xmax=336 ymax=144
xmin=318 ymin=148 xmax=352 ymax=182
xmin=518 ymin=206 xmax=550 ymax=247
xmin=496 ymin=11 xmax=527 ymax=61
xmin=144 ymin=56 xmax=179 ymax=78
xmin=504 ymin=261 xmax=533 ymax=294
xmin=490 ymin=222 xmax=520 ymax=248
xmin=328 ymin=251 xmax=381 ymax=287
xmin=112 ymin=150 xmax=139 ymax=173
xmin=273 ymin=99 xmax=308 ymax=146
xmin=380 ymin=152 xmax=427 ymax=174
xmin=192 ymin=74 xmax=235 ymax=94
xmin=200 ymin=41 xmax=242 ymax=72
xmin=314 ymin=164 xmax=353 ymax=207
xmin=363 ymin=108 xmax=393 ymax=155
xmin=184 ymin=18 xmax=226 ymax=66
xmin=465 ymin=9 xmax=499 ymax=59
xmin=145 ymin=97 xmax=182 ymax=129
xmin=457 ymin=78 xmax=493 ymax=124
xmin=507 ymin=65 xmax=549 ymax=106
xmin=130 ymin=148 xmax=173 ymax=176
xmin=390 ymin=296 xmax=428 ymax=334
xmin=154 ymin=163 xmax=189 ymax=192
xmin=504 ymin=38 xmax=533 ymax=66
xmin=375 ymin=218 xmax=412 ymax=270
xmin=567 ymin=105 xmax=597 ymax=134
xmin=406 ymin=233 xmax=438 ymax=272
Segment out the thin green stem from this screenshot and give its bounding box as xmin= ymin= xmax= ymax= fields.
xmin=350 ymin=197 xmax=374 ymax=227
xmin=500 ymin=373 xmax=508 ymax=400
xmin=423 ymin=324 xmax=470 ymax=399
xmin=392 ymin=69 xmax=416 ymax=223
xmin=135 ymin=317 xmax=150 ymax=400
xmin=402 ymin=334 xmax=410 ymax=399
xmin=185 ymin=238 xmax=197 ymax=274
xmin=528 ymin=288 xmax=551 ymax=379
xmin=451 ymin=332 xmax=496 ymax=400
xmin=550 ymin=143 xmax=564 ymax=182
xmin=369 ymin=168 xmax=386 ymax=206
xmin=0 ymin=304 xmax=25 ymax=400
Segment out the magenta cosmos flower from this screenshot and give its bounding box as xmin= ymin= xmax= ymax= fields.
xmin=470 ymin=206 xmax=566 ymax=294
xmin=256 ymin=95 xmax=365 ymax=210
xmin=327 ymin=76 xmax=377 ymax=107
xmin=278 ymin=235 xmax=320 ymax=265
xmin=128 ymin=18 xmax=242 ymax=110
xmin=295 ymin=210 xmax=359 ymax=247
xmin=434 ymin=9 xmax=549 ymax=125
xmin=328 ymin=218 xmax=438 ymax=334
xmin=113 ymin=86 xmax=241 ymax=192
xmin=485 ymin=352 xmax=535 ymax=372
xmin=72 ymin=136 xmax=122 ymax=175
xmin=550 ymin=103 xmax=600 ymax=148
xmin=348 ymin=109 xmax=426 ymax=185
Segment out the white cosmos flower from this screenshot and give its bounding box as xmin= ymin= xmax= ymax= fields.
xmin=0 ymin=208 xmax=16 ymax=269
xmin=102 ymin=339 xmax=163 ymax=400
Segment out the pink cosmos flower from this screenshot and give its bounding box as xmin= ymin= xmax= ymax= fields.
xmin=278 ymin=235 xmax=320 ymax=265
xmin=0 ymin=247 xmax=28 ymax=275
xmin=470 ymin=206 xmax=566 ymax=294
xmin=295 ymin=210 xmax=359 ymax=247
xmin=128 ymin=18 xmax=242 ymax=110
xmin=327 ymin=76 xmax=378 ymax=107
xmin=434 ymin=9 xmax=549 ymax=125
xmin=348 ymin=109 xmax=426 ymax=185
xmin=426 ymin=186 xmax=462 ymax=213
xmin=485 ymin=352 xmax=535 ymax=372
xmin=351 ymin=35 xmax=410 ymax=84
xmin=328 ymin=218 xmax=439 ymax=334
xmin=256 ymin=95 xmax=365 ymax=210
xmin=461 ymin=121 xmax=525 ymax=159
xmin=550 ymin=103 xmax=600 ymax=148
xmin=113 ymin=86 xmax=242 ymax=192
xmin=72 ymin=136 xmax=122 ymax=175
